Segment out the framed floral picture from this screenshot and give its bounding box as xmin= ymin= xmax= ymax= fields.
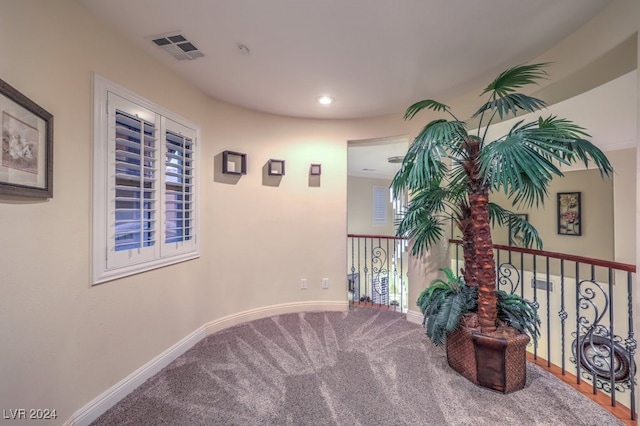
xmin=0 ymin=77 xmax=53 ymax=198
xmin=557 ymin=192 xmax=581 ymax=236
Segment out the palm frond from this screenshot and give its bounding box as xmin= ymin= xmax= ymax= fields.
xmin=522 ymin=116 xmax=613 ymax=177
xmin=442 ymin=267 xmax=459 ymax=286
xmin=487 ymin=204 xmax=543 ymax=249
xmin=418 ymin=269 xmax=476 ymax=346
xmin=410 ymin=119 xmax=468 ymax=159
xmin=487 ymin=202 xmax=509 ymax=228
xmin=392 ymin=119 xmax=468 ymax=194
xmin=397 ymin=218 xmax=445 ymax=257
xmin=473 ymin=93 xmax=548 ymax=122
xmin=402 ymin=186 xmax=450 ymax=214
xmin=404 ymin=99 xmax=454 ymax=121
xmin=507 ymin=212 xmax=543 ymax=249
xmin=391 ymin=153 xmax=447 ymax=195
xmin=448 ymin=160 xmax=471 ymax=192
xmin=478 ymin=116 xmax=613 ymax=208
xmin=497 ymin=291 xmax=541 ymax=343
xmin=463 ymin=285 xmax=478 ymax=311
xmin=561 ymin=138 xmax=614 ymax=178
xmin=481 ymin=63 xmax=550 ymax=97
xmin=440 ymin=293 xmax=466 ymax=333
xmin=417 ymin=282 xmax=454 ymax=313
xmin=479 ymin=134 xmax=563 ymax=207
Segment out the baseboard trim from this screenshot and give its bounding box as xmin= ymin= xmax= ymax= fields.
xmin=204 ymin=301 xmax=348 ymax=335
xmin=406 ymin=309 xmax=423 ymax=325
xmin=64 ymin=300 xmax=348 ymax=426
xmin=64 ymin=326 xmax=205 ymax=426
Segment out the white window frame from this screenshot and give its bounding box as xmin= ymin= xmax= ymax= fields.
xmin=92 ymin=74 xmax=200 ymax=284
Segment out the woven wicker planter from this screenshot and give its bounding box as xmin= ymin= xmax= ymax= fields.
xmin=446 ymin=315 xmax=530 ymax=393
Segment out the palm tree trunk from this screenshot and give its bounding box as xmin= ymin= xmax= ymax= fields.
xmin=456 ymin=208 xmax=475 ymax=288
xmin=463 ymin=137 xmax=497 ymax=332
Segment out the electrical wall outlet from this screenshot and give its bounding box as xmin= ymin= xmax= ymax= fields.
xmin=301 ymin=279 xmax=307 ymax=289
xmin=322 ymin=278 xmax=329 ymax=289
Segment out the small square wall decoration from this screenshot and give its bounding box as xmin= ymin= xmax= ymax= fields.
xmin=222 ymin=150 xmax=247 ymax=175
xmin=557 ymin=192 xmax=581 ymax=236
xmin=268 ymin=159 xmax=285 ymax=176
xmin=310 ymin=163 xmax=322 ymax=175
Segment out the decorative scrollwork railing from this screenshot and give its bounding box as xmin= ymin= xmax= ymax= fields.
xmin=571 ymin=279 xmax=636 ymax=395
xmin=347 ymin=234 xmax=408 ymax=312
xmin=497 ymin=262 xmax=521 ymax=295
xmin=449 ymin=239 xmax=636 ymax=421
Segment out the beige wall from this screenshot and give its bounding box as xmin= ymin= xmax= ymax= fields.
xmin=609 ymin=148 xmax=638 ymax=264
xmin=347 ymin=176 xmax=395 ymax=236
xmin=0 ymin=0 xmax=637 ymax=423
xmin=490 ymin=168 xmax=615 ymax=261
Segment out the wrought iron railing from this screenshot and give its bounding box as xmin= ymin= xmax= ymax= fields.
xmin=347 ymin=234 xmax=408 ymax=312
xmin=450 ymin=239 xmax=637 ymax=420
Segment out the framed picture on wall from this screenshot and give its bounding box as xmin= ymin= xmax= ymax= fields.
xmin=508 ymin=213 xmax=528 ymax=247
xmin=0 ymin=77 xmax=54 ymax=198
xmin=557 ymin=192 xmax=581 ymax=236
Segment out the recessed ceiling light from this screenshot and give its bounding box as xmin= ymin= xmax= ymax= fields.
xmin=317 ymin=95 xmax=334 ymax=105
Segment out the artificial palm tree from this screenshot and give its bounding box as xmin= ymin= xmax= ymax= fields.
xmin=392 ymin=63 xmax=613 ymax=333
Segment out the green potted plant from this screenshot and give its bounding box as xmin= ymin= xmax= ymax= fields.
xmin=417 ymin=268 xmax=540 ymax=347
xmin=393 ymin=63 xmax=613 ymax=392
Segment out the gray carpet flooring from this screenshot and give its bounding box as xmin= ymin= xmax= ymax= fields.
xmin=92 ymin=307 xmax=623 ymax=425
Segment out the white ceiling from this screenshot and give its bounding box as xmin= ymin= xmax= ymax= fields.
xmin=80 ymin=0 xmax=632 ymax=180
xmin=80 ymin=0 xmax=611 ymax=120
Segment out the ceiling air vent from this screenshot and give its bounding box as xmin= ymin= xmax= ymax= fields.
xmin=149 ymin=33 xmax=204 ymax=61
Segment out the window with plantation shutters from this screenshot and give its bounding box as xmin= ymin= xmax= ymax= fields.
xmin=373 ymin=186 xmax=388 ymax=225
xmin=93 ymin=75 xmax=199 ymax=284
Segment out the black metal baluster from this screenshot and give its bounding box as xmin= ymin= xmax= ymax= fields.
xmin=363 ymin=238 xmax=368 ymax=303
xmin=533 ymin=254 xmax=538 ymax=359
xmin=357 ymin=238 xmax=362 ymax=302
xmin=559 ymin=259 xmax=567 ymax=375
xmin=546 ymin=256 xmax=551 ymax=367
xmin=575 ymin=262 xmax=581 ymax=385
xmin=608 ymin=267 xmax=615 ymax=407
xmin=350 ymin=237 xmax=355 ymax=306
xmin=591 ymin=264 xmax=597 ymax=396
xmin=385 ymin=237 xmax=390 ymax=307
xmin=519 ymin=251 xmax=524 ymax=299
xmin=455 ymin=242 xmax=460 ymax=279
xmin=392 ymin=237 xmax=397 ymax=310
xmin=400 ymin=238 xmax=405 ymax=312
xmin=626 ymin=271 xmax=636 ymax=420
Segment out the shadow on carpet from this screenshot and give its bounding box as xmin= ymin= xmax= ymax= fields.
xmin=92 ymin=307 xmax=623 ymax=425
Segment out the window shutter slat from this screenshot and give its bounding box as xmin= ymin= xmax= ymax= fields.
xmin=113 ymin=110 xmax=158 ymax=252
xmin=165 ymin=129 xmax=194 ymax=244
